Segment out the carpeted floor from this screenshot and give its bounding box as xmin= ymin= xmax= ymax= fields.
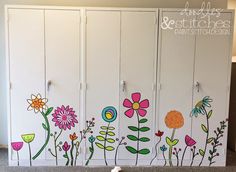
xmin=1 ymin=148 xmax=236 ymax=171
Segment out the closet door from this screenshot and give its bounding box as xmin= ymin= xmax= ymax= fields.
xmin=119 ymin=11 xmax=157 ymax=164
xmin=85 ymin=11 xmax=120 ymax=165
xmin=45 ymin=10 xmax=80 ymax=164
xmin=191 ymin=13 xmax=233 ymax=166
xmin=157 ymin=11 xmax=196 ymax=165
xmin=8 ymin=9 xmax=45 ymax=161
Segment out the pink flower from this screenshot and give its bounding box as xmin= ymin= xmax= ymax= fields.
xmin=52 ymin=105 xmax=78 ymax=130
xmin=11 ymin=142 xmax=23 ymax=151
xmin=123 ymin=92 xmax=149 ymax=118
xmin=185 ymin=135 xmax=196 ymax=147
xmin=62 ymin=141 xmax=71 ymax=152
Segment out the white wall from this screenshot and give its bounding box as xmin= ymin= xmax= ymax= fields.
xmin=0 ymin=0 xmax=227 ymax=146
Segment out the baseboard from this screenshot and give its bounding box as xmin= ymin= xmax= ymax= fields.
xmin=0 ymin=144 xmax=8 ymax=149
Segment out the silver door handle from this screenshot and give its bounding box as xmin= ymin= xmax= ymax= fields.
xmin=120 ymin=80 xmax=126 ymax=92
xmin=195 ymin=81 xmax=200 ymax=92
xmin=47 ymin=80 xmax=52 ymax=92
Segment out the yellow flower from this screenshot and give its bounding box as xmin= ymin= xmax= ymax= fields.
xmin=21 ymin=133 xmax=35 ymax=143
xmin=27 ymin=94 xmax=48 ymax=113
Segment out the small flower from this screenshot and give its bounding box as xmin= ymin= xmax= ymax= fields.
xmin=62 ymin=141 xmax=71 ymax=152
xmin=155 ymin=130 xmax=164 ymax=137
xmin=88 ymin=135 xmax=95 ymax=143
xmin=191 ymin=96 xmax=212 ymax=117
xmin=160 ymin=145 xmax=167 ymax=152
xmin=165 ymin=110 xmax=184 ymax=129
xmin=185 ymin=135 xmax=196 ymax=147
xmin=69 ymin=132 xmax=78 ymax=141
xmin=27 ymin=94 xmax=48 ymax=113
xmin=11 ymin=142 xmax=23 ymax=151
xmin=123 ymin=92 xmax=149 ymax=118
xmin=52 ymin=105 xmax=78 ymax=130
xmin=21 ymin=134 xmax=35 ymax=143
xmin=101 ymin=106 xmax=117 ymax=123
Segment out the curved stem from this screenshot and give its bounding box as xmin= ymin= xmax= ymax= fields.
xmin=70 ymin=140 xmax=74 ymax=166
xmin=17 ymin=151 xmax=19 ymax=166
xmin=65 ymin=151 xmax=69 ymax=166
xmin=199 ymin=107 xmax=209 ymax=166
xmin=135 ymin=112 xmax=140 ymax=166
xmin=28 ymin=143 xmax=32 ymax=166
xmin=115 ymin=137 xmax=125 ymax=165
xmin=32 ymin=112 xmax=50 ymax=160
xmin=85 ymin=142 xmax=94 ymax=166
xmin=104 ymin=122 xmax=110 ymax=166
xmin=54 ymin=129 xmax=62 ymax=166
xmin=168 ymin=128 xmax=176 ymax=166
xmin=150 ymin=137 xmax=161 ymax=165
xmin=181 ymin=146 xmax=188 ymax=166
xmin=162 ymin=151 xmax=167 ymax=166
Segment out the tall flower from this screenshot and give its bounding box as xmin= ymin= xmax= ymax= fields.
xmin=27 ymin=94 xmax=48 ymax=113
xmin=69 ymin=132 xmax=78 ymax=166
xmin=191 ymin=96 xmax=212 ymax=117
xmin=150 ymin=130 xmax=164 ymax=165
xmin=52 ymin=105 xmax=78 ymax=130
xmin=160 ymin=145 xmax=167 ymax=166
xmin=21 ymin=134 xmax=35 ymax=166
xmin=62 ymin=141 xmax=71 ymax=166
xmin=102 ymin=106 xmax=117 ymax=123
xmin=11 ymin=142 xmax=23 ymax=166
xmin=123 ymin=92 xmax=149 ymax=118
xmin=181 ymin=135 xmax=197 ymax=166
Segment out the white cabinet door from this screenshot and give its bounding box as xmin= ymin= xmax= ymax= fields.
xmin=85 ymin=11 xmax=120 ymax=165
xmin=8 ymin=9 xmax=45 ymax=162
xmin=44 ymin=10 xmax=80 ymax=165
xmin=119 ymin=11 xmax=157 ymax=165
xmin=157 ymin=11 xmax=196 ymax=165
xmin=191 ymin=13 xmax=233 ymax=166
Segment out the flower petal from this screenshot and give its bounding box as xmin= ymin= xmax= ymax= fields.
xmin=123 ymin=99 xmax=132 ymax=108
xmin=132 ymin=92 xmax=141 ymax=102
xmin=139 ymin=99 xmax=149 ymax=108
xmin=125 ymin=109 xmax=134 ymax=118
xmin=36 ymin=94 xmax=42 ymax=99
xmin=138 ymin=109 xmax=147 ymax=117
xmin=31 ymin=94 xmax=36 ymax=99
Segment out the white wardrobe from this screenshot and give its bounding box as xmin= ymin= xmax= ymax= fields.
xmin=5 ymin=6 xmax=234 ymax=167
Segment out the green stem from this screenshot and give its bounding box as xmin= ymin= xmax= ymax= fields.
xmin=70 ymin=140 xmax=74 ymax=166
xmin=135 ymin=112 xmax=140 ymax=166
xmin=104 ymin=122 xmax=110 ymax=166
xmin=65 ymin=151 xmax=70 ymax=166
xmin=199 ymin=107 xmax=209 ymax=166
xmin=150 ymin=137 xmax=161 ymax=165
xmin=85 ymin=143 xmax=94 ymax=166
xmin=168 ymin=128 xmax=176 ymax=166
xmin=32 ymin=112 xmax=50 ymax=160
xmin=181 ymin=146 xmax=188 ymax=166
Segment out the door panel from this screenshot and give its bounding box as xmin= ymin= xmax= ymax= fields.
xmin=119 ymin=11 xmax=157 ymax=163
xmin=85 ymin=11 xmax=120 ymax=164
xmin=45 ymin=10 xmax=80 ymax=164
xmin=8 ymin=9 xmax=45 ymax=161
xmin=157 ymin=11 xmax=196 ymax=163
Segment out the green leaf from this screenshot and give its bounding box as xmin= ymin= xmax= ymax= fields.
xmin=107 ymin=131 xmax=115 ymax=136
xmin=201 ymin=124 xmax=208 ymax=133
xmin=139 ymin=127 xmax=150 ymax=132
xmin=95 ymin=142 xmax=105 ymax=149
xmin=172 ymin=139 xmax=179 ymax=146
xmin=199 ymin=149 xmax=205 ymax=156
xmin=108 ymin=126 xmax=115 ymax=130
xmin=139 ymin=137 xmax=150 ymax=142
xmin=127 ymin=135 xmax=138 ymax=141
xmin=139 ymin=148 xmax=150 ymax=155
xmin=99 ymin=131 xmax=106 ymax=135
xmin=42 ymin=123 xmax=48 ymax=130
xmin=207 ymin=110 xmax=213 ymax=119
xmin=63 ymin=154 xmax=68 ymax=158
xmin=166 ymin=137 xmax=172 ymax=146
xmin=166 ymin=137 xmax=179 ymax=146
xmin=126 ymin=146 xmax=138 ymax=154
xmin=105 ymin=146 xmax=115 ymax=151
xmin=45 ymin=107 xmax=53 ymax=116
xmin=107 ymin=138 xmax=115 ymax=143
xmin=207 ymin=137 xmax=214 ymax=144
xmin=139 ymin=118 xmax=148 ymax=123
xmin=96 ymin=136 xmax=105 ymax=141
xmin=128 ymin=126 xmax=139 ymax=131
xmin=89 ymin=147 xmax=94 ymax=153
xmin=100 ymin=126 xmax=108 ymax=130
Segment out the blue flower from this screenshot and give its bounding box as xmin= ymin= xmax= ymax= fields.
xmin=160 ymin=145 xmax=167 ymax=152
xmin=88 ymin=135 xmax=95 ymax=143
xmin=102 ymin=106 xmax=117 ymax=123
xmin=191 ymin=96 xmax=213 ymax=117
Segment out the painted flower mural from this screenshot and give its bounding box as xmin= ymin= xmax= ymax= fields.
xmin=165 ymin=110 xmax=184 ymax=166
xmin=150 ymin=130 xmax=164 ymax=165
xmin=11 ymin=142 xmax=23 ymax=166
xmin=86 ymin=135 xmax=96 ymax=166
xmin=21 ymin=133 xmax=35 ymax=166
xmin=123 ymin=92 xmax=150 ymax=166
xmin=27 ymin=94 xmax=53 ymax=160
xmin=181 ymin=135 xmax=196 ymax=166
xmin=160 ymin=145 xmax=168 ymax=166
xmin=62 ymin=141 xmax=71 ymax=166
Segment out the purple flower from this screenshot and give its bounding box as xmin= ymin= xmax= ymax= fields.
xmin=11 ymin=142 xmax=23 ymax=151
xmin=62 ymin=141 xmax=71 ymax=152
xmin=52 ymin=105 xmax=78 ymax=130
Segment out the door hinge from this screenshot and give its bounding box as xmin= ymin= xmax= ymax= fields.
xmin=9 ymin=82 xmax=12 ymax=90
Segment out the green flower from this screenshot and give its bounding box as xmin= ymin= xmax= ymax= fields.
xmin=191 ymin=96 xmax=212 ymax=117
xmin=21 ymin=133 xmax=35 ymax=143
xmin=101 ymin=106 xmax=117 ymax=123
xmin=88 ymin=135 xmax=95 ymax=143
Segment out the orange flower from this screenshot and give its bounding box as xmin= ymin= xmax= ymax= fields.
xmin=69 ymin=132 xmax=78 ymax=141
xmin=27 ymin=94 xmax=48 ymax=113
xmin=165 ymin=110 xmax=184 ymax=129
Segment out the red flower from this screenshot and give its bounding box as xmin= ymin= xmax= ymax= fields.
xmin=62 ymin=141 xmax=71 ymax=152
xmin=185 ymin=135 xmax=196 ymax=147
xmin=155 ymin=130 xmax=164 ymax=137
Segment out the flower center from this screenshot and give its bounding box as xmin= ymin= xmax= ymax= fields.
xmin=62 ymin=115 xmax=67 ymax=121
xmin=106 ymin=112 xmax=113 ymax=119
xmin=132 ymin=102 xmax=140 ymax=110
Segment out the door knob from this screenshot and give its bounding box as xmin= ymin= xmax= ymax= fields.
xmin=47 ymin=80 xmax=52 ymax=92
xmin=195 ymin=81 xmax=200 ymax=92
xmin=120 ymin=80 xmax=126 ymax=92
